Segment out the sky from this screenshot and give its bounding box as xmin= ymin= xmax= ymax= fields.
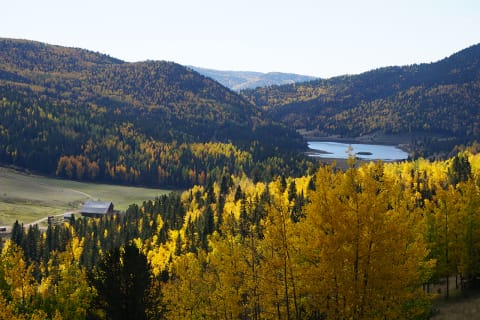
xmin=2 ymin=0 xmax=479 ymax=78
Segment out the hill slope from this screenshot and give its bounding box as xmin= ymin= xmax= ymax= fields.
xmin=0 ymin=38 xmax=260 ymax=141
xmin=0 ymin=38 xmax=305 ymax=187
xmin=242 ymin=43 xmax=480 ymax=156
xmin=189 ymin=66 xmax=317 ymax=90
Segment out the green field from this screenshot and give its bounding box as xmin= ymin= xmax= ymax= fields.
xmin=0 ymin=167 xmax=171 ymax=226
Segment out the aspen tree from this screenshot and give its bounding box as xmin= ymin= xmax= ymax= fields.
xmin=304 ymin=162 xmax=432 ymax=319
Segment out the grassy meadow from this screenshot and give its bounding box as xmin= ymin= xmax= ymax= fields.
xmin=0 ymin=167 xmax=171 ymax=226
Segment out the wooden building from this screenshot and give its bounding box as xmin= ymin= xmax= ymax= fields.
xmin=80 ymin=201 xmax=115 ymax=218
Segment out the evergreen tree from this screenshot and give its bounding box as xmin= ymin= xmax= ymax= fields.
xmin=88 ymin=243 xmax=153 ymax=320
xmin=10 ymin=220 xmax=24 ymax=247
xmin=449 ymin=153 xmax=472 ymax=186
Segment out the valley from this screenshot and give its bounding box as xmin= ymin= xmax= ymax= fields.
xmin=0 ymin=166 xmax=169 ymax=226
xmin=243 ymin=43 xmax=480 ymax=158
xmin=1 ymin=38 xmax=480 ymax=319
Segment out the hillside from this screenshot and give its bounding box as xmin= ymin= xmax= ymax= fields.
xmin=189 ymin=66 xmax=317 ymax=90
xmin=242 ymin=43 xmax=480 ymax=156
xmin=0 ymin=38 xmax=306 ymax=187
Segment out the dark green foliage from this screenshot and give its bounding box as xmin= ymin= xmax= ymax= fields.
xmin=290 ymin=190 xmax=306 ymax=223
xmin=88 ymin=243 xmax=153 ymax=320
xmin=0 ymin=38 xmax=308 ymax=188
xmin=239 ymin=199 xmax=249 ymax=238
xmin=242 ymin=43 xmax=480 ymax=157
xmin=9 ymin=192 xmax=188 ymax=269
xmin=3 ymin=154 xmax=480 ymax=319
xmin=287 ymin=180 xmax=297 ymax=201
xmin=10 ymin=220 xmax=23 ymax=246
xmin=234 ymin=184 xmax=243 ymax=201
xmin=6 ymin=172 xmax=285 ymax=274
xmin=448 ymin=153 xmax=472 ymax=186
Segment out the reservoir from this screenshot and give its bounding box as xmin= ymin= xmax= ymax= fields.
xmin=308 ymin=141 xmax=409 ymax=161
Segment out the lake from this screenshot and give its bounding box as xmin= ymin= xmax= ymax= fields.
xmin=307 ymin=141 xmax=408 ymax=161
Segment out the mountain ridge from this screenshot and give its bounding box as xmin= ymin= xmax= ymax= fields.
xmin=0 ymin=38 xmax=306 ymax=187
xmin=189 ymin=66 xmax=317 ymax=90
xmin=241 ymin=43 xmax=480 ymax=156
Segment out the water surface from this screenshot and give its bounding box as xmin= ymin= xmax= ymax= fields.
xmin=308 ymin=141 xmax=408 ymax=161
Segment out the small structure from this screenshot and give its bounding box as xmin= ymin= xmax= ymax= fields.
xmin=48 ymin=215 xmax=64 ymax=226
xmin=80 ymin=201 xmax=115 ymax=218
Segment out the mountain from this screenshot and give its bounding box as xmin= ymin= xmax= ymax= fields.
xmin=189 ymin=66 xmax=317 ymax=90
xmin=0 ymin=39 xmax=258 ymax=136
xmin=242 ymin=43 xmax=480 ymax=156
xmin=0 ymin=38 xmax=305 ymax=187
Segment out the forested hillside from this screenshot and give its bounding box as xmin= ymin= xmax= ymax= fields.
xmin=242 ymin=43 xmax=480 ymax=157
xmin=2 ymin=153 xmax=480 ymax=319
xmin=3 ymin=39 xmax=480 ymax=319
xmin=0 ymin=38 xmax=307 ymax=187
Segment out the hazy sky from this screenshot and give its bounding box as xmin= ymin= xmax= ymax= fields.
xmin=2 ymin=0 xmax=479 ymax=77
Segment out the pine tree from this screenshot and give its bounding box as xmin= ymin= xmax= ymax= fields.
xmin=88 ymin=243 xmax=152 ymax=320
xmin=448 ymin=153 xmax=472 ymax=186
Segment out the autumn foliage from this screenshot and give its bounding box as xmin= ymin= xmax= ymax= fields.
xmin=3 ymin=153 xmax=480 ymax=319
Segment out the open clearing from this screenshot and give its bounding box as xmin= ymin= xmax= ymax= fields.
xmin=0 ymin=167 xmax=171 ymax=226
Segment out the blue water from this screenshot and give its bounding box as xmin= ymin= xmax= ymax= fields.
xmin=308 ymin=141 xmax=408 ymax=161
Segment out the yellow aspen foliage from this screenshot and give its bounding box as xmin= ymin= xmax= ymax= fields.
xmin=163 ymin=251 xmax=213 ymax=319
xmin=304 ymin=162 xmax=433 ymax=319
xmin=260 ymin=201 xmax=304 ymax=319
xmin=37 ymin=239 xmax=94 ymax=320
xmin=456 ymin=179 xmax=480 ymax=282
xmin=208 ymin=232 xmax=252 ymax=318
xmin=155 ymin=214 xmax=164 ymax=233
xmin=132 ymin=237 xmax=144 ymax=252
xmin=223 ymin=200 xmax=241 ymax=220
xmin=0 ymin=294 xmax=21 ymax=320
xmin=0 ymin=240 xmax=37 ymax=305
xmin=68 ymin=236 xmax=85 ymax=262
xmin=167 ymin=230 xmax=180 ymax=248
xmin=147 ymin=244 xmax=172 ymax=277
xmin=29 ymin=310 xmax=51 ymax=320
xmin=138 ymin=217 xmax=143 ymax=233
xmin=246 ymin=180 xmax=266 ymax=202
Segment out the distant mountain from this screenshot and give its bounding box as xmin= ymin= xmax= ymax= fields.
xmin=189 ymin=66 xmax=317 ymax=90
xmin=242 ymin=43 xmax=480 ymax=156
xmin=0 ymin=38 xmax=305 ymax=187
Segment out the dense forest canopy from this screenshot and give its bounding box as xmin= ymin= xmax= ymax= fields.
xmin=242 ymin=43 xmax=480 ymax=157
xmin=2 ymin=153 xmax=480 ymax=319
xmin=0 ymin=38 xmax=307 ymax=187
xmin=2 ymin=38 xmax=480 ymax=319
xmin=2 ymin=38 xmax=480 ymax=185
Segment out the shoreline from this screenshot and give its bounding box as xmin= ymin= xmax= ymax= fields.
xmin=305 ymin=138 xmax=410 ymax=163
xmin=304 ymin=135 xmax=408 ymax=146
xmin=302 ymin=133 xmax=413 ymax=155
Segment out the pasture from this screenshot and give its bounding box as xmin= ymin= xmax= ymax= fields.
xmin=0 ymin=167 xmax=171 ymax=226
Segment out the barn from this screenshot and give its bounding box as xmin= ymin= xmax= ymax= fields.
xmin=80 ymin=201 xmax=115 ymax=218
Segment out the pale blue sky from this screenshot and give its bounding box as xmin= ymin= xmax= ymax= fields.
xmin=2 ymin=0 xmax=479 ymax=77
